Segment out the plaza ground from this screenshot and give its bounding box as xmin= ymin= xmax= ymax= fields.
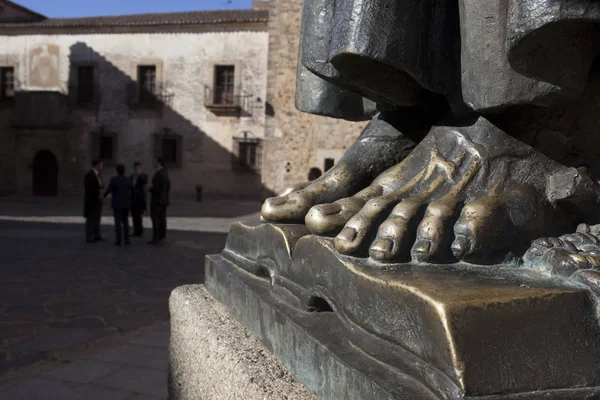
xmin=0 ymin=196 xmax=262 ymax=399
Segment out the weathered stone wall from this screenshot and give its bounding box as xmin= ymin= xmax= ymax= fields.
xmin=0 ymin=29 xmax=268 ymax=199
xmin=12 ymin=125 xmax=89 ymax=197
xmin=254 ymin=0 xmax=367 ymax=195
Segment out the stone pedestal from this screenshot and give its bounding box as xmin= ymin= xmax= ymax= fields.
xmin=168 ymin=285 xmax=316 ymax=400
xmin=171 ymin=221 xmax=600 ymax=399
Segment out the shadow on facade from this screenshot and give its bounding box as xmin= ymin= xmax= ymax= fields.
xmin=71 ymin=41 xmax=272 ymax=200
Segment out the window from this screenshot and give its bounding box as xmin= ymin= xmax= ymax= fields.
xmin=239 ymin=141 xmax=257 ymax=169
xmin=154 ymin=132 xmax=182 ymax=167
xmin=161 ymin=138 xmax=178 ymax=165
xmin=214 ymin=65 xmax=235 ymax=105
xmin=233 ymin=133 xmax=261 ymax=172
xmin=77 ymin=65 xmax=95 ymax=105
xmin=0 ymin=67 xmax=14 ymax=101
xmin=138 ymin=65 xmax=156 ymax=105
xmin=324 ymin=158 xmax=335 ymax=172
xmin=99 ymin=136 xmax=114 ymax=161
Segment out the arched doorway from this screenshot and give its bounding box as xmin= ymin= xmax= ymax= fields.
xmin=32 ymin=150 xmax=58 ymax=196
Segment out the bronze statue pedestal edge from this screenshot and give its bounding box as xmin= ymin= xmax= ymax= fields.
xmin=206 ymin=222 xmax=600 ymax=399
xmin=205 ymin=251 xmax=600 ymax=399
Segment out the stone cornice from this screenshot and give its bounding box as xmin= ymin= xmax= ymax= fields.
xmin=0 ymin=9 xmax=269 ymax=35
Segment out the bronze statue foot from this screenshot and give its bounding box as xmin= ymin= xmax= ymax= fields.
xmin=306 ymin=117 xmax=600 ymax=264
xmin=261 ymin=114 xmax=416 ymax=222
xmin=524 ymin=224 xmax=600 ymax=276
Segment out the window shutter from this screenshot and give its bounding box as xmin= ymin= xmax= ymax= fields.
xmin=256 ymin=141 xmax=262 ymax=173
xmin=153 ymin=134 xmax=160 ymax=159
xmin=77 ymin=66 xmax=94 ymax=104
xmin=91 ymin=132 xmax=99 ymax=160
xmin=176 ymin=135 xmax=183 ymax=168
xmin=231 ymin=139 xmax=240 ymax=171
xmin=126 ymin=82 xmax=138 ymax=106
xmin=112 ymin=135 xmax=118 ymax=162
xmin=153 ymin=132 xmax=182 ymax=168
xmin=231 ymin=138 xmax=262 ymax=173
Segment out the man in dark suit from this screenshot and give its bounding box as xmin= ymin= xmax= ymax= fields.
xmin=130 ymin=161 xmax=148 ymax=237
xmin=84 ymin=159 xmax=105 ymax=243
xmin=103 ymin=163 xmax=133 ymax=246
xmin=149 ymin=157 xmax=170 ymax=245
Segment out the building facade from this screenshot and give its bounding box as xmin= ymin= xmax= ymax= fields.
xmin=0 ymin=0 xmax=365 ymax=200
xmin=253 ymin=0 xmax=367 ymax=195
xmin=0 ymin=0 xmax=269 ymax=199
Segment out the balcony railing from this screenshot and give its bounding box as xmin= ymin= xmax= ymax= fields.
xmin=204 ymin=85 xmax=253 ymax=116
xmin=0 ymin=77 xmax=21 ymax=104
xmin=126 ymin=82 xmax=174 ymax=109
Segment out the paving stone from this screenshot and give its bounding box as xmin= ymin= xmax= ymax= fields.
xmin=0 ymin=321 xmax=39 ymax=344
xmin=5 ymin=305 xmax=46 ymax=316
xmin=106 ymin=310 xmax=168 ymax=332
xmin=92 ymin=365 xmax=168 ymax=397
xmin=0 ymin=351 xmax=47 ymax=375
xmin=0 ymin=201 xmax=229 ymax=373
xmin=49 ymin=317 xmax=108 ymax=330
xmin=129 ymin=395 xmax=166 ymax=400
xmin=0 ymin=378 xmax=134 ymax=400
xmin=41 ymin=359 xmax=122 ymax=384
xmin=90 ymin=343 xmax=168 ymax=371
xmin=129 ymin=325 xmax=170 ymax=349
xmin=15 ymin=327 xmax=116 ymax=352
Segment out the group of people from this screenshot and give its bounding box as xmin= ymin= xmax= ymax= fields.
xmin=84 ymin=157 xmax=170 ymax=246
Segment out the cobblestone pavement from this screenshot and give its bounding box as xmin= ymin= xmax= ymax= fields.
xmin=0 ymin=197 xmax=261 ymax=376
xmin=0 ymin=322 xmax=171 ymax=400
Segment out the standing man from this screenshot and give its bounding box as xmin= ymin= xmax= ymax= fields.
xmin=130 ymin=161 xmax=148 ymax=237
xmin=149 ymin=157 xmax=170 ymax=245
xmin=84 ymin=159 xmax=105 ymax=243
xmin=103 ymin=163 xmax=133 ymax=246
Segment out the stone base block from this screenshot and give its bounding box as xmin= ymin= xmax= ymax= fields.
xmin=167 ymin=284 xmax=316 ymax=400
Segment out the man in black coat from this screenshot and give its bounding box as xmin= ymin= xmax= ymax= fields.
xmin=149 ymin=157 xmax=170 ymax=245
xmin=130 ymin=161 xmax=148 ymax=237
xmin=103 ymin=163 xmax=133 ymax=246
xmin=84 ymin=159 xmax=105 ymax=243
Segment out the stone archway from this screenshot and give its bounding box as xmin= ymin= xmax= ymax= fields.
xmin=32 ymin=150 xmax=58 ymax=196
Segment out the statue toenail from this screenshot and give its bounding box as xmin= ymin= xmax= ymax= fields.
xmin=412 ymin=240 xmax=431 ymax=258
xmin=337 ymin=227 xmax=357 ymax=243
xmin=269 ymin=196 xmax=289 ymax=206
xmin=451 ymin=236 xmax=469 ymax=259
xmin=371 ymin=238 xmax=393 ymax=254
xmin=324 ymin=203 xmax=342 ymax=215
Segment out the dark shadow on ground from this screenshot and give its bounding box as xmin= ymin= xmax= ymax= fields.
xmin=0 ymin=219 xmax=226 ymax=375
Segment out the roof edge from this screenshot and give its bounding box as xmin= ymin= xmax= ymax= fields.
xmin=0 ymin=9 xmax=269 ymax=29
xmin=0 ymin=0 xmax=46 ymax=20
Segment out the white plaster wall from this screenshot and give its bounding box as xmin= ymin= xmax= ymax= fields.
xmin=0 ymin=30 xmax=269 ymax=198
